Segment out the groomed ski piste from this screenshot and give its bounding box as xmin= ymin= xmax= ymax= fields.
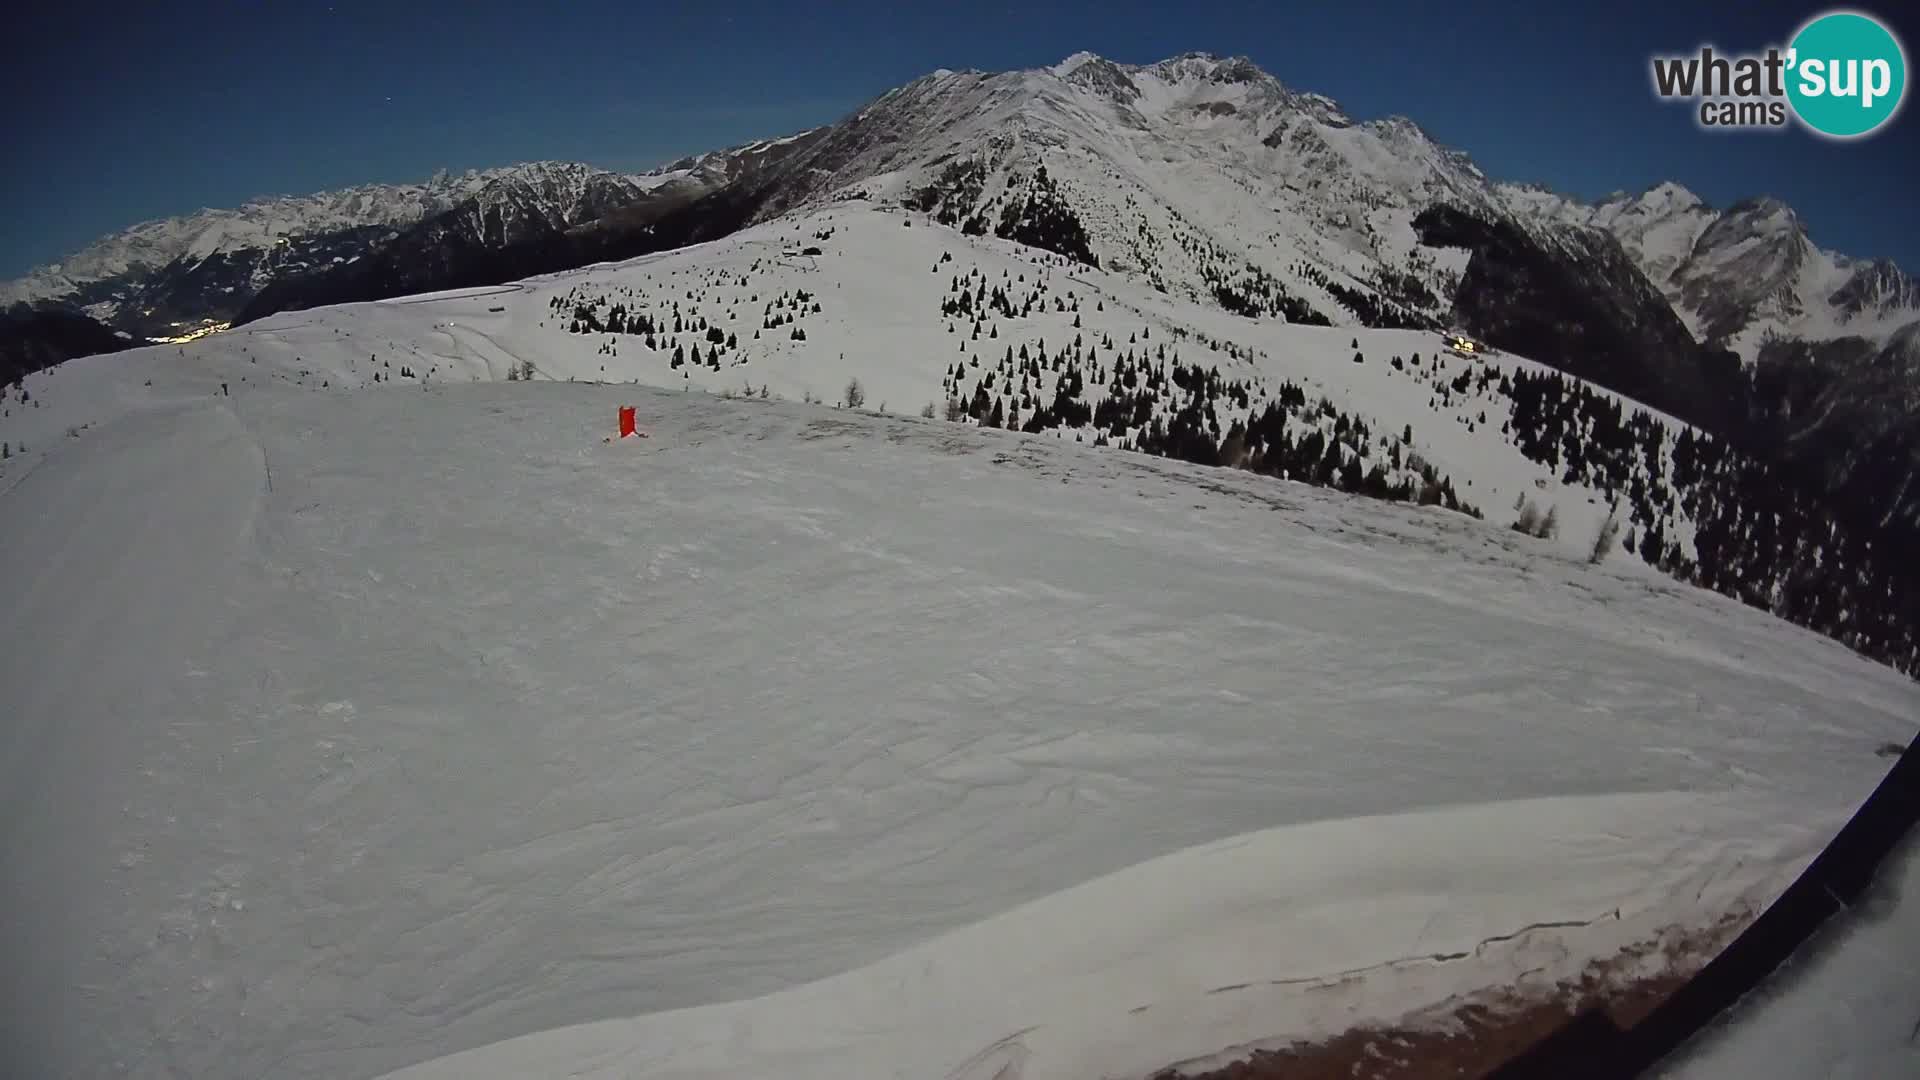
xmin=2 ymin=205 xmax=1916 ymax=1079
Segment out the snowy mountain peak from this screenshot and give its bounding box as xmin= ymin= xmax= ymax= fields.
xmin=1038 ymin=50 xmax=1285 ymax=108
xmin=1638 ymin=180 xmax=1705 ymax=213
xmin=1058 ymin=53 xmax=1144 ymax=102
xmin=1722 ymin=195 xmax=1798 ymax=229
xmin=1829 ymin=257 xmax=1920 ymax=317
xmin=1593 ymin=181 xmax=1707 ymax=219
xmin=1147 ymin=50 xmax=1225 ymax=70
xmin=1050 ymin=50 xmax=1105 ymax=76
xmin=1142 ymin=51 xmax=1278 ymax=89
xmin=1363 ymin=114 xmax=1443 ymax=149
xmin=1495 ymin=173 xmax=1914 ymax=356
xmin=1211 ymin=55 xmax=1271 ymax=85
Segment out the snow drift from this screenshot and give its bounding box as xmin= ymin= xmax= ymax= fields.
xmin=379 ymin=790 xmax=1834 ymax=1080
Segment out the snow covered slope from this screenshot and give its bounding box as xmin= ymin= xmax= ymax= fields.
xmin=10 ymin=202 xmax=1919 ymax=675
xmin=18 ymin=48 xmax=1913 ymax=484
xmin=2 ymin=211 xmax=1916 ymax=1077
xmin=0 ymin=205 xmax=1650 ymax=560
xmin=383 ymin=793 xmax=1851 ymax=1080
xmin=2 ymin=375 xmax=1913 ymax=1080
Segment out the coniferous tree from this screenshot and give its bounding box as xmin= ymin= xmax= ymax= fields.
xmin=970 ymin=383 xmax=991 ymax=419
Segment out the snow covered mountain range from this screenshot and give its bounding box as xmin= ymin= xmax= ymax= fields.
xmin=10 ymin=52 xmax=1913 ymax=363
xmin=0 ymin=160 xmax=718 ymax=339
xmin=1500 ymin=181 xmax=1920 ymax=357
xmin=7 ymin=50 xmax=1919 ymax=574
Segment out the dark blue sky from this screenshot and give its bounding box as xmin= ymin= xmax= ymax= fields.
xmin=6 ymin=0 xmax=1916 ymax=278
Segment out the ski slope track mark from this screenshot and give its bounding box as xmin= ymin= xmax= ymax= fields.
xmin=1 ymin=401 xmax=268 ymax=1073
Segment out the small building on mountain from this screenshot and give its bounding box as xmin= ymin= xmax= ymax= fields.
xmin=1441 ymin=330 xmax=1482 ymax=358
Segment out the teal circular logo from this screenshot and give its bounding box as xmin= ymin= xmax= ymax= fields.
xmin=1787 ymin=11 xmax=1907 ymax=138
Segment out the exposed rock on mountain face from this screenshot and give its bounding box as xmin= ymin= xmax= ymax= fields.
xmin=1496 ymin=179 xmax=1920 ymax=544
xmin=1500 ymin=182 xmax=1920 ymax=359
xmin=1412 ymin=205 xmax=1743 ymax=432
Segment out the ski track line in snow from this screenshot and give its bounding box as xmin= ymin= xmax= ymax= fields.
xmin=375 ymin=284 xmax=526 ymax=306
xmin=0 ymin=400 xmax=269 ymax=1075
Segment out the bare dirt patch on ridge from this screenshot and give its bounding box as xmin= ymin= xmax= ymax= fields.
xmin=1153 ymin=913 xmax=1748 ymax=1080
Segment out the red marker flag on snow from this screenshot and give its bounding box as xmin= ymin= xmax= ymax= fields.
xmin=618 ymin=406 xmax=637 ymax=438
